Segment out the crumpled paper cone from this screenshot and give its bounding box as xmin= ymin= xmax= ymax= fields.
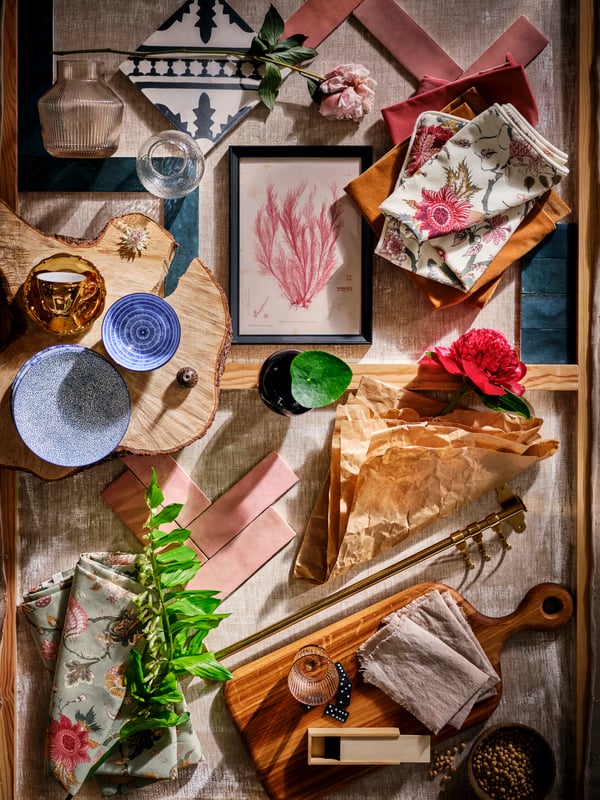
xmin=293 ymin=378 xmax=558 ymax=583
xmin=21 ymin=553 xmax=202 ymax=797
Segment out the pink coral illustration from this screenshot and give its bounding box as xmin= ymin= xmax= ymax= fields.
xmin=254 ymin=181 xmax=344 ymax=309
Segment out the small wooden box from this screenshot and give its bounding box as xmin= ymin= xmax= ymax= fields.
xmin=307 ymin=727 xmax=430 ymax=765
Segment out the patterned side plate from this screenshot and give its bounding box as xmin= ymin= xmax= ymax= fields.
xmin=11 ymin=345 xmax=131 ymax=467
xmin=102 ymin=293 xmax=181 ymax=371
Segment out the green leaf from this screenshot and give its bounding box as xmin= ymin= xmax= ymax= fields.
xmin=269 ymin=46 xmax=317 ymax=66
xmin=153 ymin=671 xmax=183 ymax=704
xmin=145 ymin=469 xmax=163 ymax=510
xmin=119 ymin=710 xmax=189 ymax=739
xmin=149 ymin=502 xmax=183 ymax=527
xmin=170 ymin=614 xmax=227 ymax=637
xmin=125 ymin=649 xmax=149 ymax=702
xmin=272 ymin=34 xmax=310 ymax=50
xmin=171 ymin=652 xmax=233 ymax=681
xmin=478 ymin=389 xmax=531 ymax=419
xmin=150 ymin=527 xmax=191 ymax=547
xmin=158 ymin=563 xmax=201 ymax=587
xmin=306 ymin=77 xmax=322 ymax=101
xmin=255 ymin=4 xmax=284 ymax=49
xmin=290 ymin=351 xmax=353 ymax=408
xmin=258 ymin=62 xmax=282 ymax=110
xmin=166 ymin=594 xmax=222 ymax=616
xmin=155 ymin=544 xmax=198 ymax=565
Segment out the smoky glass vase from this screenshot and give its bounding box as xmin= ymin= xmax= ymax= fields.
xmin=38 ymin=60 xmax=124 ymax=158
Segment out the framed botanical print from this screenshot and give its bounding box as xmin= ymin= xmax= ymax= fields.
xmin=229 ymin=145 xmax=373 ymax=343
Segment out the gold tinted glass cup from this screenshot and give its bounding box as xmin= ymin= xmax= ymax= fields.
xmin=287 ymin=644 xmax=340 ymax=706
xmin=37 ymin=270 xmax=88 ymax=316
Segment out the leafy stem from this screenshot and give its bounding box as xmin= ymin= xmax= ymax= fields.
xmin=120 ymin=468 xmax=232 ymax=741
xmin=53 ymin=47 xmax=323 ymax=81
xmin=54 ymin=5 xmax=320 ymax=111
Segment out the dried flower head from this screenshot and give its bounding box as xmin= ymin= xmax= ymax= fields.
xmin=117 ymin=225 xmax=150 ymax=261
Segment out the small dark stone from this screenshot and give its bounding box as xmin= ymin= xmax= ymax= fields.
xmin=176 ymin=367 xmax=198 ymax=387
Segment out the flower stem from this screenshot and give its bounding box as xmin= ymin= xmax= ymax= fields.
xmin=52 ymin=47 xmax=324 ymax=81
xmin=439 ymin=383 xmax=471 ymax=415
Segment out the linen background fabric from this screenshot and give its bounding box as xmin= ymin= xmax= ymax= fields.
xmin=12 ymin=1 xmax=581 ymax=799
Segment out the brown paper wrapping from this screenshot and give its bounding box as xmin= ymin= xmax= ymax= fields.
xmin=293 ymin=378 xmax=558 ymax=583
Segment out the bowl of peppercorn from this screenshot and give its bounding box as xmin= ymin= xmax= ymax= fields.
xmin=467 ymin=723 xmax=556 ymax=800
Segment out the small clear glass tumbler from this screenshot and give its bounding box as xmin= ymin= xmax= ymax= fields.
xmin=136 ymin=130 xmax=205 ymax=198
xmin=287 ymin=644 xmax=340 ymax=706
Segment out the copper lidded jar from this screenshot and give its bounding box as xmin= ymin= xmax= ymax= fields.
xmin=38 ymin=60 xmax=124 ymax=158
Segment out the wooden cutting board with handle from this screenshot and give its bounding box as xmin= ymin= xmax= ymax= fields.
xmin=223 ymin=581 xmax=573 ymax=800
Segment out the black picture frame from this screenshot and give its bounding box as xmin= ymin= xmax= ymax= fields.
xmin=229 ymin=145 xmax=373 ymax=344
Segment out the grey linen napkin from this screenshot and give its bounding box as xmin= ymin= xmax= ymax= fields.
xmin=357 ymin=590 xmax=497 ymax=733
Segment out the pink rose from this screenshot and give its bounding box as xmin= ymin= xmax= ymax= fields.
xmin=318 ymin=64 xmax=375 ymax=122
xmin=421 ymin=328 xmax=526 ymax=397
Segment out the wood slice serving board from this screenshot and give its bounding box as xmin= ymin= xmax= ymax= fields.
xmin=223 ymin=581 xmax=573 ymax=800
xmin=0 ymin=199 xmax=232 ymax=479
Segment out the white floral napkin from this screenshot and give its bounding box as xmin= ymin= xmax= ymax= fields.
xmin=357 ymin=589 xmax=498 ymax=734
xmin=376 ymin=103 xmax=568 ymax=290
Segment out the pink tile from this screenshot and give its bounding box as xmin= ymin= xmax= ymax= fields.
xmin=186 ymin=507 xmax=296 ymax=598
xmin=121 ymin=454 xmax=211 ymax=525
xmin=101 ymin=470 xmax=149 ymax=540
xmin=186 ymin=452 xmax=298 ymax=557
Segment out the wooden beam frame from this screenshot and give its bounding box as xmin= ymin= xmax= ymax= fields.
xmin=0 ymin=1 xmax=595 ymax=797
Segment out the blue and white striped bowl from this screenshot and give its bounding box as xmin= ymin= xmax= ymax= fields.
xmin=102 ymin=292 xmax=181 ymax=372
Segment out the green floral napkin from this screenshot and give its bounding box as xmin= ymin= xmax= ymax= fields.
xmin=22 ymin=553 xmax=202 ymax=797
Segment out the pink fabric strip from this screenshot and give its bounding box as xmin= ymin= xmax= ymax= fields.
xmin=121 ymin=453 xmax=211 ymax=526
xmin=283 ymin=0 xmax=365 ymax=49
xmin=352 ymin=0 xmax=462 ymax=81
xmin=186 ymin=452 xmax=298 ymax=558
xmin=186 ymin=508 xmax=296 ymax=598
xmin=462 ymin=15 xmax=548 ymax=75
xmin=351 ymin=2 xmax=547 ymax=82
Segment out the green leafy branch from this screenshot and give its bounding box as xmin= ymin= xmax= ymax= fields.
xmin=120 ymin=469 xmax=232 ymax=740
xmin=55 ymin=5 xmax=319 ymax=111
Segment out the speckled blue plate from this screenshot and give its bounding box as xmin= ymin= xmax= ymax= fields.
xmin=11 ymin=345 xmax=131 ymax=467
xmin=102 ymin=293 xmax=181 ymax=371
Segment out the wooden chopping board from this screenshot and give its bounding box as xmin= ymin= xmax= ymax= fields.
xmin=223 ymin=581 xmax=573 ymax=800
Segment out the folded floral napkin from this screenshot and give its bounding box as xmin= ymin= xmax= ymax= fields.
xmin=377 ymin=103 xmax=569 ymax=291
xmin=345 ymin=87 xmax=570 ymax=309
xmin=293 ymin=378 xmax=558 ymax=583
xmin=22 ymin=553 xmax=202 ymax=797
xmin=357 ymin=589 xmax=498 ymax=733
